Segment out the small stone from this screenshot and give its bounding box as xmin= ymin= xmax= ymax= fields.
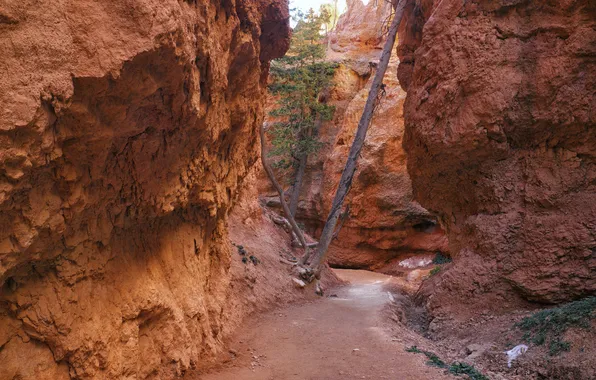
xmin=293 ymin=278 xmax=306 ymax=288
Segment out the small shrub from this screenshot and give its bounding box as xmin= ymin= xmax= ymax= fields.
xmin=405 ymin=347 xmax=489 ymax=380
xmin=236 ymin=245 xmax=247 ymax=256
xmin=430 ymin=266 xmax=441 ymax=276
xmin=448 ymin=362 xmax=489 ymax=380
xmin=405 ymin=347 xmax=446 ymax=367
xmin=432 ymin=252 xmax=452 ymax=265
xmin=549 ymin=340 xmax=570 ymax=356
xmin=425 ymin=352 xmax=446 ymax=368
xmin=515 ymin=296 xmax=596 ymax=356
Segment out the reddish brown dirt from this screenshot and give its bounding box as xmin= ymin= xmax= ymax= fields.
xmin=189 ymin=269 xmax=455 ymax=380
xmin=389 ymin=303 xmax=596 ymax=380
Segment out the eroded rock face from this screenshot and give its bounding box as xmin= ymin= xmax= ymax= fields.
xmin=319 ymin=54 xmax=448 ymax=273
xmin=260 ymin=0 xmax=448 ymax=275
xmin=397 ymin=0 xmax=596 ymax=309
xmin=0 ymin=0 xmax=290 ymax=378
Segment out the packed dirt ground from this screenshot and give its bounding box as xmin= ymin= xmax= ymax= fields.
xmin=189 ymin=269 xmax=455 ymax=380
xmin=190 ymin=268 xmax=595 ymax=380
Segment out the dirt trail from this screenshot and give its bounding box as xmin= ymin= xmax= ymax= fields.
xmin=192 ymin=269 xmax=454 ymax=380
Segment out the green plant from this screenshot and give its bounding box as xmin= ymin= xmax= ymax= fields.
xmin=405 ymin=347 xmax=489 ymax=380
xmin=405 ymin=346 xmax=445 ymax=367
xmin=432 ymin=252 xmax=452 ymax=265
xmin=515 ymin=296 xmax=596 ymax=356
xmin=430 ymin=266 xmax=441 ymax=276
xmin=548 ymin=340 xmax=570 ymax=355
xmin=268 ymin=8 xmax=337 ymax=175
xmin=406 ymin=346 xmax=421 ymax=353
xmin=448 ymin=362 xmax=489 ymax=380
xmin=425 ymin=352 xmax=446 ymax=368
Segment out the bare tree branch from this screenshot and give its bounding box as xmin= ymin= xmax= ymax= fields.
xmin=260 ymin=123 xmax=310 ymax=255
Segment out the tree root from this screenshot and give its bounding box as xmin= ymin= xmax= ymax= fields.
xmin=289 ymin=264 xmax=325 ymax=296
xmin=279 ymin=257 xmax=298 ymax=265
xmin=315 ymin=280 xmax=324 ymax=296
xmin=292 ymin=241 xmax=318 ymax=248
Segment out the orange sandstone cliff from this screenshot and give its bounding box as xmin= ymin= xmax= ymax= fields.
xmin=397 ymin=0 xmax=596 ymax=312
xmin=260 ymin=0 xmax=448 ymax=276
xmin=0 ymin=0 xmax=300 ymax=378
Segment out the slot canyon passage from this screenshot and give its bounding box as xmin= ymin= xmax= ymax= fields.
xmin=0 ymin=0 xmax=594 ymax=379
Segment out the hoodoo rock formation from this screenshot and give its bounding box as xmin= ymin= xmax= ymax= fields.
xmin=0 ymin=0 xmax=297 ymax=378
xmin=397 ymin=0 xmax=596 ymax=311
xmin=261 ymin=0 xmax=448 ymax=277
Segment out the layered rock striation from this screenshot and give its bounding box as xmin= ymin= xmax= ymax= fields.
xmin=0 ymin=0 xmax=292 ymax=378
xmin=397 ymin=0 xmax=596 ymax=310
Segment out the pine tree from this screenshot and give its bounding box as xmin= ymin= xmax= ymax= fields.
xmin=268 ymin=7 xmax=338 ymax=217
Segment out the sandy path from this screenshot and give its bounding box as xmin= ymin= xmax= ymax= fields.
xmin=190 ymin=269 xmax=454 ymax=380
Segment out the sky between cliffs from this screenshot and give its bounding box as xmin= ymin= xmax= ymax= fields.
xmin=290 ymin=0 xmax=348 ymax=14
xmin=290 ymin=0 xmax=353 ymax=28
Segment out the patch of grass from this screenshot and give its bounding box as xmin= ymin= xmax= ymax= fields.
xmin=405 ymin=347 xmax=488 ymax=380
xmin=406 ymin=346 xmax=421 ymax=353
xmin=405 ymin=346 xmax=445 ymax=367
xmin=425 ymin=352 xmax=446 ymax=368
xmin=515 ymin=296 xmax=596 ymax=356
xmin=448 ymin=362 xmax=489 ymax=380
xmin=429 ymin=266 xmax=441 ymax=276
xmin=548 ymin=340 xmax=570 ymax=356
xmin=432 ymin=252 xmax=452 ymax=265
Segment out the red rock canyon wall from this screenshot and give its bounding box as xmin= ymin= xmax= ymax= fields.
xmin=0 ymin=0 xmax=294 ymax=378
xmin=397 ymin=0 xmax=596 ymax=311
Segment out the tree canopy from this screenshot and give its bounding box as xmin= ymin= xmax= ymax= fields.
xmin=267 ymin=7 xmax=338 ymax=176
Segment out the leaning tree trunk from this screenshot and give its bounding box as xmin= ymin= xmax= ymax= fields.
xmin=289 ymin=116 xmax=322 ymax=218
xmin=289 ymin=152 xmax=307 ymax=218
xmin=260 ymin=123 xmax=310 ymax=252
xmin=307 ymin=0 xmax=406 ymax=274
